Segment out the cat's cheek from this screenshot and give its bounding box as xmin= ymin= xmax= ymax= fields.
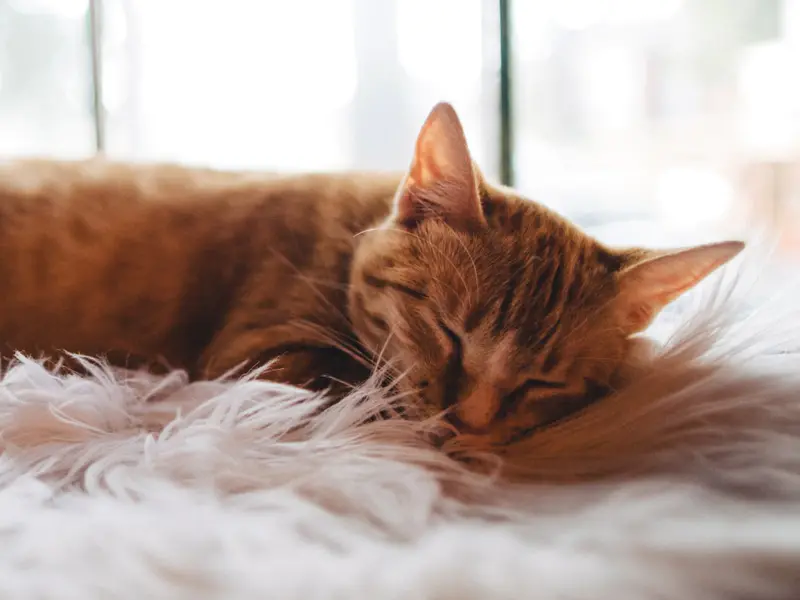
xmin=349 ymin=303 xmax=391 ymax=355
xmin=352 ymin=315 xmax=404 ymax=369
xmin=354 ymin=325 xmax=389 ymax=357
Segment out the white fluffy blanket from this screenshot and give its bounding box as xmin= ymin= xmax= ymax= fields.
xmin=2 ymin=257 xmax=800 ymax=599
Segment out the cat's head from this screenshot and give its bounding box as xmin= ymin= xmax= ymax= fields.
xmin=349 ymin=102 xmax=743 ymax=445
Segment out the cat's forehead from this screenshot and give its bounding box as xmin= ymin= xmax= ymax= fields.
xmin=460 ymin=328 xmax=522 ymax=381
xmin=452 ymin=196 xmax=618 ymax=357
xmin=460 ymin=320 xmax=576 ymax=382
xmin=482 ymin=187 xmax=584 ymax=240
xmin=387 ymin=188 xmax=621 ymax=354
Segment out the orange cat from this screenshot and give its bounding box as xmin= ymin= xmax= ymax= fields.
xmin=0 ymin=103 xmax=742 ymax=444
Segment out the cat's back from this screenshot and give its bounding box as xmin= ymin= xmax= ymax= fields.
xmin=0 ymin=158 xmax=399 ymax=365
xmin=0 ymin=159 xmax=398 ymax=269
xmin=0 ymin=158 xmax=398 ymax=227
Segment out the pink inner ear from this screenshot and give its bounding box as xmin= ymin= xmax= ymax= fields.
xmin=623 ymin=301 xmax=657 ymax=332
xmin=393 ymin=102 xmax=486 ymax=230
xmin=395 ymin=177 xmax=482 ymax=230
xmin=408 ymin=104 xmax=471 ymax=187
xmin=615 ymin=240 xmax=744 ymax=332
xmin=408 ymin=126 xmax=445 ymax=187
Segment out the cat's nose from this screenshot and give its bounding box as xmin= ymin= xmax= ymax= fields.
xmin=450 ymin=383 xmax=501 ymax=433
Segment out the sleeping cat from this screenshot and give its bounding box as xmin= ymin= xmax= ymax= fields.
xmin=0 ymin=102 xmax=742 ymax=444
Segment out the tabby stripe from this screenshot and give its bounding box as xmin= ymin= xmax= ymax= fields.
xmin=543 ymin=262 xmax=565 ymax=314
xmin=364 ymin=310 xmax=389 ymax=331
xmin=492 ymin=262 xmax=522 ymax=335
xmin=353 ymin=291 xmax=390 ymax=332
xmin=541 ymin=347 xmax=561 ymax=373
xmin=533 ymin=315 xmax=560 ymax=352
xmin=363 ymin=274 xmax=426 ymax=300
xmin=531 ymin=257 xmax=556 ymax=309
xmin=507 ymin=383 xmax=606 ymax=443
xmin=464 ymin=301 xmax=493 ymax=333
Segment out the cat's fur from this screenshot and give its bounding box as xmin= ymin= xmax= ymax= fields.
xmin=0 ymin=103 xmax=742 ymax=444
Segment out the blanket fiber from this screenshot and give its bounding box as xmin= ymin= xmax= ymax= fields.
xmin=1 ymin=254 xmax=800 ymax=599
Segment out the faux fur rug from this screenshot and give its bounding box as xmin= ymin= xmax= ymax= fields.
xmin=2 ymin=255 xmax=800 ymax=599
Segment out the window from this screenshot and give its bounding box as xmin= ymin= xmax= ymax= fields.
xmin=511 ymin=0 xmax=790 ymax=249
xmin=0 ymin=0 xmax=95 ymax=156
xmin=98 ymin=0 xmax=499 ymax=176
xmin=1 ymin=0 xmax=799 ymax=271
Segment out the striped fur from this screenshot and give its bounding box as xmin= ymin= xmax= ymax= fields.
xmin=0 ymin=103 xmax=741 ymax=445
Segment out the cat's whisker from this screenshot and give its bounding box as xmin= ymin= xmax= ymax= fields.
xmin=452 ymin=235 xmax=481 ymax=301
xmin=0 ymin=101 xmax=746 ymax=453
xmin=289 ymin=277 xmax=350 ymax=291
xmin=371 ymin=328 xmax=396 ymax=374
xmin=318 ymin=374 xmax=360 ymax=393
xmin=380 ymin=364 xmax=427 ymax=416
xmin=376 ymin=328 xmax=421 ymax=390
xmin=269 ymin=249 xmax=354 ymax=327
xmin=385 ymin=226 xmax=476 ymax=304
xmin=293 ymin=320 xmax=375 ymax=371
xmin=391 ymin=360 xmax=416 ymax=387
xmin=551 ymin=303 xmax=610 ymax=349
xmin=353 ymin=226 xmax=383 ymax=238
xmin=432 ymin=251 xmax=474 ymax=306
xmin=424 ymin=295 xmax=457 ymax=326
xmin=366 ymin=323 xmax=415 ymax=386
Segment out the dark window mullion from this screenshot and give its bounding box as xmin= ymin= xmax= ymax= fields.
xmin=498 ymin=0 xmax=513 ymax=186
xmin=87 ymin=0 xmax=105 ymax=153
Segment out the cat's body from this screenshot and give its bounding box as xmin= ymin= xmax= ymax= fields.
xmin=0 ymin=103 xmax=743 ymax=446
xmin=0 ymin=159 xmax=396 ymax=387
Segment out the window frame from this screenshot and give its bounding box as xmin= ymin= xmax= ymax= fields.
xmin=84 ymin=0 xmax=516 ymax=185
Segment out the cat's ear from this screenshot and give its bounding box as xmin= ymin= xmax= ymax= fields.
xmin=393 ymin=102 xmax=486 ymax=230
xmin=615 ymin=241 xmax=744 ymax=332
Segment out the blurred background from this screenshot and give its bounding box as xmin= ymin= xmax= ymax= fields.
xmin=1 ymin=0 xmax=799 ymax=273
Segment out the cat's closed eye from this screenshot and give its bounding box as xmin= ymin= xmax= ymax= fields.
xmin=505 ymin=389 xmax=603 ymax=443
xmin=496 ymin=379 xmax=566 ymax=421
xmin=437 ymin=321 xmax=462 ymax=358
xmin=516 ymin=379 xmax=566 ymax=393
xmin=437 ymin=321 xmax=464 ymax=409
xmin=363 ymin=274 xmax=426 ymax=301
